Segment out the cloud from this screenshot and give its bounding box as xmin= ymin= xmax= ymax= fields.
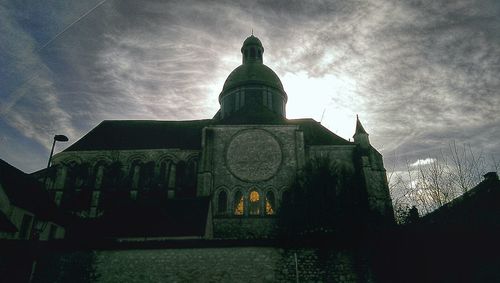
xmin=0 ymin=3 xmax=78 ymax=150
xmin=410 ymin=158 xmax=436 ymax=167
xmin=1 ymin=0 xmax=499 ymax=173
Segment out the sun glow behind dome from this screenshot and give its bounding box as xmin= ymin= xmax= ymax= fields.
xmin=282 ymin=71 xmax=360 ymax=140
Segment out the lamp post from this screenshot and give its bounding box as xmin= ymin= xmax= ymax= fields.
xmin=30 ymin=134 xmax=69 ymax=282
xmin=39 ymin=134 xmax=69 ymax=232
xmin=42 ymin=134 xmax=69 ymax=190
xmin=47 ymin=134 xmax=69 ymax=168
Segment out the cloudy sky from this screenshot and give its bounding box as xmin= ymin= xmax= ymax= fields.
xmin=1 ymin=0 xmax=499 ymax=173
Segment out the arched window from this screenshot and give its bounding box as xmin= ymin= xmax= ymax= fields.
xmin=106 ymin=161 xmax=122 ymax=190
xmin=249 ymin=190 xmax=260 ymax=216
xmin=159 ymin=160 xmax=171 ymax=188
xmin=94 ymin=163 xmax=106 ymax=189
xmin=217 ymin=191 xmax=228 ymax=215
xmin=176 ymin=161 xmax=186 ymax=191
xmin=64 ymin=167 xmax=75 ymax=191
xmin=129 ymin=160 xmax=142 ymax=189
xmin=265 ymin=191 xmax=275 ymax=215
xmin=234 ymin=191 xmax=244 ymax=216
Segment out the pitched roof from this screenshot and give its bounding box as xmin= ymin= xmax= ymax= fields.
xmin=288 ymin=118 xmax=353 ymax=146
xmin=421 ymin=174 xmax=500 ymax=226
xmin=65 ymin=119 xmax=213 ymax=152
xmin=64 ymin=111 xmax=352 ymax=153
xmin=0 ymin=159 xmax=60 ymax=221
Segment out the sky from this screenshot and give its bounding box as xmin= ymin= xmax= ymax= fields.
xmin=1 ymin=0 xmax=499 ymax=174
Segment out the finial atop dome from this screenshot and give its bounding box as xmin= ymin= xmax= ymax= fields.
xmin=241 ymin=34 xmax=264 ymax=64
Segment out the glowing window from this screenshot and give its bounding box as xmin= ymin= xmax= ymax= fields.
xmin=234 ymin=191 xmax=244 ymax=215
xmin=265 ymin=191 xmax=275 ymax=215
xmin=249 ymin=190 xmax=260 ymax=215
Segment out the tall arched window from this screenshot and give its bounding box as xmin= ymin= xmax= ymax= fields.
xmin=64 ymin=162 xmax=79 ymax=191
xmin=106 ymin=161 xmax=122 ymax=190
xmin=159 ymin=160 xmax=171 ymax=188
xmin=249 ymin=190 xmax=260 ymax=216
xmin=265 ymin=191 xmax=275 ymax=215
xmin=217 ymin=191 xmax=228 ymax=215
xmin=141 ymin=161 xmax=155 ymax=189
xmin=234 ymin=191 xmax=244 ymax=216
xmin=94 ymin=163 xmax=106 ymax=189
xmin=176 ymin=161 xmax=186 ymax=193
xmin=130 ymin=160 xmax=142 ymax=189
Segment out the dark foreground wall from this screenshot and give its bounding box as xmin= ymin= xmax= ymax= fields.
xmin=28 ymin=245 xmax=373 ymax=283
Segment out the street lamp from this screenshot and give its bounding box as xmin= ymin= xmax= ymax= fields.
xmin=28 ymin=134 xmax=69 ymax=280
xmin=46 ymin=134 xmax=69 ymax=169
xmin=36 ymin=135 xmax=68 ymax=232
xmin=43 ymin=134 xmax=69 ymax=190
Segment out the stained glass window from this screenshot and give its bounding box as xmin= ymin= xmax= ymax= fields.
xmin=249 ymin=190 xmax=260 ymax=215
xmin=265 ymin=191 xmax=275 ymax=215
xmin=234 ymin=191 xmax=244 ymax=215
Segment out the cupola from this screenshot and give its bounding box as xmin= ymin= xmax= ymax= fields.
xmin=218 ymin=35 xmax=288 ymax=120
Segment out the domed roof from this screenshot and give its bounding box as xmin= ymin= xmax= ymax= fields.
xmin=241 ymin=35 xmax=263 ymax=51
xmin=221 ymin=35 xmax=285 ymax=97
xmin=222 ymin=62 xmax=284 ymax=92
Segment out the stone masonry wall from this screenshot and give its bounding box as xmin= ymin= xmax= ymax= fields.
xmin=213 ymin=217 xmax=277 ymax=239
xmin=33 ymin=246 xmax=373 ymax=283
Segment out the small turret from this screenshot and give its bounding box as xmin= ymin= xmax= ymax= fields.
xmin=241 ymin=35 xmax=264 ymax=64
xmin=353 ymin=115 xmax=370 ymax=151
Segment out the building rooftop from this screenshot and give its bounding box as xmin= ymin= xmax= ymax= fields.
xmin=0 ymin=159 xmax=61 ymax=222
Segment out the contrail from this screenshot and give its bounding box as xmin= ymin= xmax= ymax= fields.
xmin=37 ymin=0 xmax=108 ymax=52
xmin=1 ymin=0 xmax=108 ymax=117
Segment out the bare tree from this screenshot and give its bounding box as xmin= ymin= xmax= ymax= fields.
xmin=448 ymin=141 xmax=487 ymax=194
xmin=389 ymin=141 xmax=497 ymax=221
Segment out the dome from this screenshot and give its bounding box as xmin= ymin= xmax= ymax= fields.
xmin=218 ymin=35 xmax=288 ymax=120
xmin=221 ymin=63 xmax=284 ymax=93
xmin=241 ymin=35 xmax=264 ymax=52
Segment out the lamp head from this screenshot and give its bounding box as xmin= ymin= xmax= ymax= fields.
xmin=54 ymin=135 xmax=69 ymax=142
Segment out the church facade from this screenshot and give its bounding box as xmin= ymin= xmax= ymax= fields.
xmin=38 ymin=35 xmax=394 ymax=239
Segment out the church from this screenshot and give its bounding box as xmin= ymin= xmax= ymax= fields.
xmin=37 ymin=35 xmax=394 ymax=239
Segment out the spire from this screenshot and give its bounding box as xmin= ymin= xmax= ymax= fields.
xmin=355 ymin=115 xmax=367 ymax=135
xmin=353 ymin=115 xmax=370 ymax=149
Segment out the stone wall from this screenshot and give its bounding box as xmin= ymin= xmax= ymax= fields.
xmin=33 ymin=246 xmax=373 ymax=283
xmin=205 ymin=125 xmax=302 ymax=196
xmin=213 ymin=217 xmax=277 ymax=239
xmin=200 ymin=125 xmax=303 ymax=238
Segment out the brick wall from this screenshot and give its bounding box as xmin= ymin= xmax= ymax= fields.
xmin=213 ymin=217 xmax=277 ymax=239
xmin=33 ymin=246 xmax=373 ymax=283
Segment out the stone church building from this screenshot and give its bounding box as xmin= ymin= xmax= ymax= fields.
xmin=37 ymin=35 xmax=394 ymax=239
